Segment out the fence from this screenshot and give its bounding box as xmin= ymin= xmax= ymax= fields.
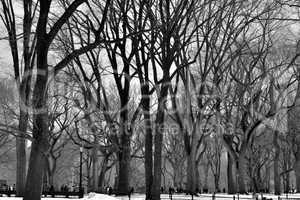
xmin=0 ymin=190 xmax=84 ymax=198
xmin=121 ymin=193 xmax=300 ymax=200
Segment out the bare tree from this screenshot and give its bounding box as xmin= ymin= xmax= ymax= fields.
xmin=23 ymin=0 xmax=111 ymax=199
xmin=0 ymin=0 xmax=37 ymax=195
xmin=205 ymin=136 xmax=223 ymax=192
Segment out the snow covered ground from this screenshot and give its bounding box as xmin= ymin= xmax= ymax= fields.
xmin=0 ymin=193 xmax=300 ymax=200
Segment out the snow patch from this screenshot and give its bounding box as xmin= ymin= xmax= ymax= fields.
xmin=84 ymin=193 xmax=118 ymax=200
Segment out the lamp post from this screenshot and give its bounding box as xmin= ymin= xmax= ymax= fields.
xmin=79 ymin=146 xmax=83 ymax=197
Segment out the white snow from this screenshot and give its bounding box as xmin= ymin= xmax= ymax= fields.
xmin=85 ymin=193 xmax=118 ymax=200
xmin=0 ymin=193 xmax=118 ymax=200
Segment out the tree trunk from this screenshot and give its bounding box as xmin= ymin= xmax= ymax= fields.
xmin=48 ymin=172 xmax=54 ymax=187
xmin=24 ymin=4 xmax=50 ymax=198
xmin=284 ymin=172 xmax=290 ymax=193
xmin=98 ymin=168 xmax=105 ymax=191
xmin=273 ymin=131 xmax=280 ymax=195
xmin=284 ymin=152 xmax=291 ymax=193
xmin=203 ymin=161 xmax=209 ymax=192
xmin=288 ymin=72 xmax=300 ymax=192
xmin=265 ymin=165 xmax=271 ymax=193
xmin=144 ymin=98 xmax=153 ymax=200
xmin=214 ymin=175 xmax=220 ymax=192
xmin=115 ymin=90 xmax=131 ymax=195
xmin=195 ymin=165 xmax=200 ymax=190
xmin=237 ymin=154 xmax=247 ymax=193
xmin=98 ymin=156 xmax=109 ymax=191
xmin=45 ymin=155 xmax=57 ymax=188
xmin=23 ymin=78 xmax=49 ymax=200
xmin=16 ymin=110 xmax=28 ymax=196
xmin=186 ymin=151 xmax=197 ymax=193
xmin=86 ymin=156 xmax=91 ymax=192
xmin=227 ymin=152 xmax=236 ymax=194
xmin=152 ymin=81 xmax=169 ymax=200
xmin=152 ymin=125 xmax=163 ymax=200
xmin=294 ymin=152 xmax=300 ymax=192
xmin=24 ymin=137 xmax=48 ymax=200
xmin=114 ymin=163 xmax=119 ymax=190
xmin=117 ymin=133 xmax=130 ymax=195
xmin=92 ymin=145 xmax=98 ymax=192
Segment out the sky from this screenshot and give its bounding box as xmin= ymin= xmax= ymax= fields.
xmin=0 ymin=1 xmax=22 ymax=79
xmin=0 ymin=38 xmax=14 ymax=78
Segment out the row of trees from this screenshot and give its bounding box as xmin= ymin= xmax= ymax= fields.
xmin=1 ymin=0 xmax=300 ymax=200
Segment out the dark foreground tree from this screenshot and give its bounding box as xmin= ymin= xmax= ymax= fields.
xmin=23 ymin=1 xmax=111 ymax=200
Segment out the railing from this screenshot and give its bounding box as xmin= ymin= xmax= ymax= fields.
xmin=0 ymin=190 xmax=84 ymax=198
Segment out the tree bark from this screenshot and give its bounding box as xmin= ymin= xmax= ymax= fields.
xmin=24 ymin=2 xmax=50 ymax=199
xmin=48 ymin=172 xmax=54 ymax=187
xmin=144 ymin=107 xmax=153 ymax=200
xmin=295 ymin=152 xmax=300 ymax=192
xmin=195 ymin=165 xmax=200 ymax=190
xmin=152 ymin=125 xmax=163 ymax=200
xmin=288 ymin=71 xmax=300 ymax=192
xmin=227 ymin=152 xmax=236 ymax=194
xmin=138 ymin=66 xmax=153 ymax=199
xmin=273 ymin=131 xmax=280 ymax=195
xmin=203 ymin=161 xmax=209 ymax=191
xmin=24 ymin=136 xmax=48 ymax=200
xmin=117 ymin=133 xmax=130 ymax=195
xmin=284 ymin=171 xmax=290 ymax=193
xmin=92 ymin=145 xmax=99 ymax=192
xmin=16 ymin=110 xmax=28 ymax=196
xmin=186 ymin=149 xmax=197 ymax=193
xmin=237 ymin=153 xmax=247 ymax=193
xmin=151 ymin=81 xmax=169 ymax=200
xmin=23 ymin=75 xmax=49 ymax=200
xmin=23 ymin=84 xmax=49 ymax=200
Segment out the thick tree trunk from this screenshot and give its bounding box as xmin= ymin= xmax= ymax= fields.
xmin=16 ymin=110 xmax=28 ymax=196
xmin=203 ymin=162 xmax=209 ymax=191
xmin=48 ymin=172 xmax=54 ymax=187
xmin=186 ymin=151 xmax=197 ymax=193
xmin=227 ymin=152 xmax=236 ymax=194
xmin=24 ymin=77 xmax=49 ymax=200
xmin=144 ymin=98 xmax=153 ymax=200
xmin=24 ymin=137 xmax=48 ymax=200
xmin=152 ymin=81 xmax=169 ymax=200
xmin=115 ymin=89 xmax=131 ymax=195
xmin=98 ymin=156 xmax=109 ymax=190
xmin=24 ymin=4 xmax=50 ymax=198
xmin=288 ymin=74 xmax=300 ymax=192
xmin=237 ymin=154 xmax=247 ymax=193
xmin=152 ymin=125 xmax=163 ymax=200
xmin=273 ymin=131 xmax=280 ymax=195
xmin=117 ymin=133 xmax=130 ymax=195
xmin=24 ymin=95 xmax=49 ymax=200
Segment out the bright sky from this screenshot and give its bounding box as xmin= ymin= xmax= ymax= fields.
xmin=0 ymin=33 xmax=14 ymax=78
